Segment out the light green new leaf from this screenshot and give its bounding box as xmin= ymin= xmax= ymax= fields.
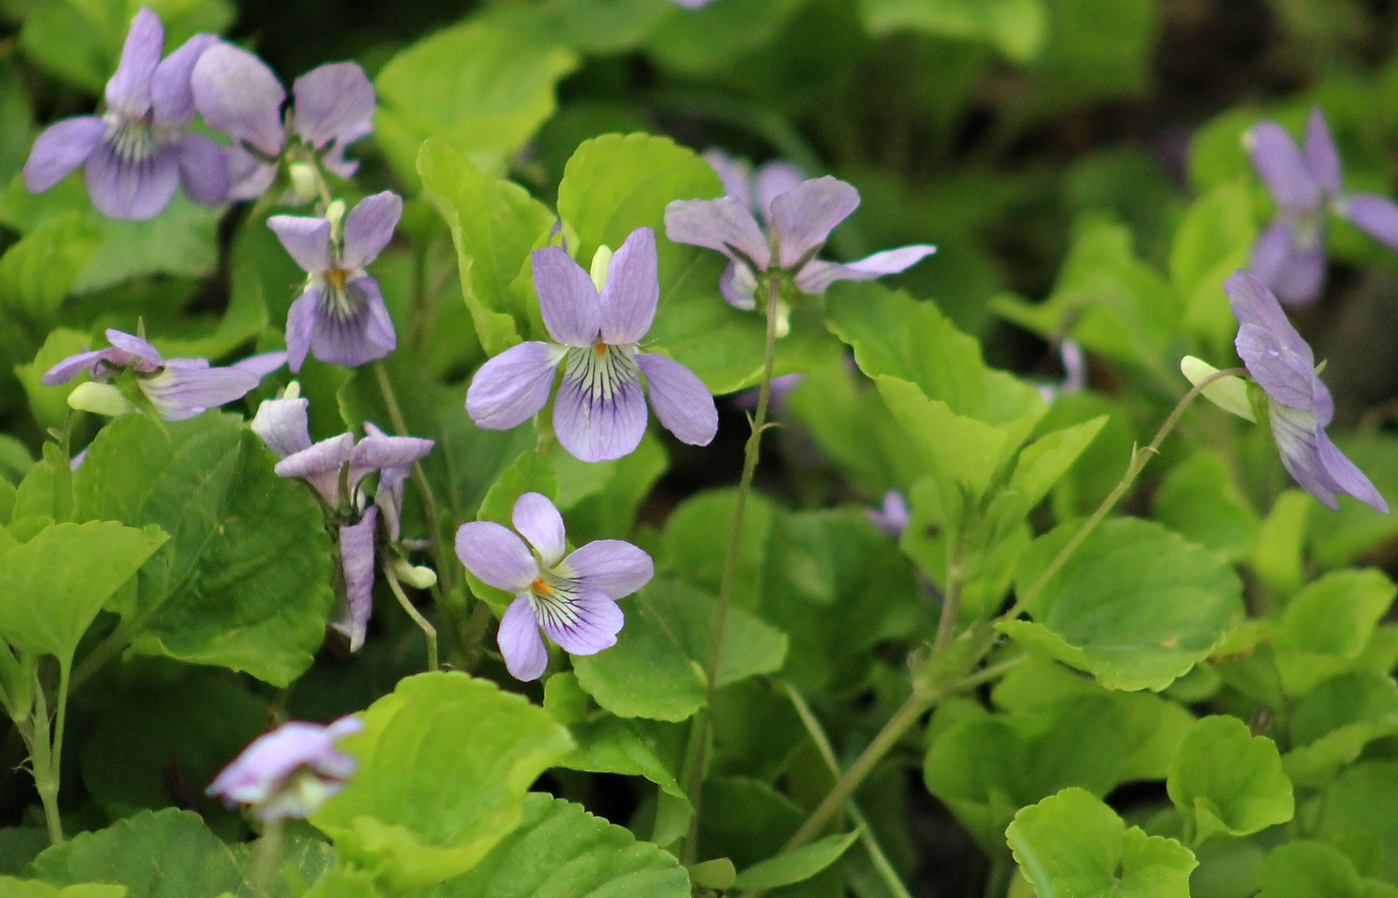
xmin=1152 ymin=450 xmax=1260 ymax=562
xmin=31 ymin=808 xmax=242 ymax=898
xmin=0 ymin=520 xmax=165 ymax=660
xmin=311 ymin=672 xmax=574 ymax=890
xmin=414 ymin=793 xmax=689 ymax=898
xmin=1314 ymin=762 xmax=1398 ymax=883
xmin=1256 ymin=841 xmax=1365 ymax=898
xmin=1006 ymin=788 xmax=1196 ymax=898
xmin=375 ymin=22 xmax=577 ymax=185
xmin=857 ymin=0 xmax=1047 ymax=61
xmin=0 ymin=213 xmax=102 ymax=324
xmin=987 ymin=416 xmax=1106 ymax=533
xmin=1284 ymin=673 xmax=1398 ymax=787
xmin=0 ymin=878 xmax=125 ymax=898
xmin=733 ymin=830 xmax=860 ymax=890
xmin=1273 ymin=569 xmax=1396 ymax=696
xmin=1169 ymin=180 xmax=1256 ymax=350
xmin=1167 ymin=716 xmax=1293 ymax=845
xmin=1004 ymin=517 xmax=1245 ymax=691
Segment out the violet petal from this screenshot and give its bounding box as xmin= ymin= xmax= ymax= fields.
xmin=564 ymin=539 xmax=653 ymax=599
xmin=340 ymin=191 xmax=401 ymax=269
xmin=23 ymin=117 xmax=106 ymax=193
xmin=139 ymin=363 xmax=259 ymax=421
xmin=455 ymin=521 xmax=539 ymax=594
xmin=105 ymin=8 xmax=162 ymax=118
xmin=1247 ymin=121 xmax=1321 ymax=212
xmin=150 ymin=33 xmax=219 ymax=126
xmin=251 ymin=396 xmax=312 ymax=459
xmin=285 ymin=289 xmax=319 ymax=373
xmin=537 ymin=588 xmax=623 ymax=657
xmin=309 ymin=276 xmax=396 ymax=368
xmin=334 ymin=508 xmax=378 ymax=651
xmin=794 ymin=244 xmax=936 ymax=294
xmin=191 ymin=43 xmax=286 ymax=156
xmin=554 ymin=350 xmax=647 ymax=462
xmin=768 ymin=176 xmax=860 ymax=268
xmin=497 ymin=595 xmax=549 ymax=681
xmin=533 ymin=247 xmax=602 ymax=347
xmin=636 ymin=353 xmax=717 ymax=447
xmin=1303 ymin=107 xmax=1343 ymax=197
xmin=85 ymin=141 xmax=181 ymax=220
xmin=268 ymin=214 xmax=332 ymax=273
xmin=664 ymin=196 xmax=770 ymax=271
xmin=512 ymin=492 xmax=567 ymax=568
xmin=175 ymin=133 xmax=230 ymax=206
xmin=466 ymin=341 xmax=566 ymax=430
xmin=1341 ymin=193 xmax=1398 ymax=251
xmin=291 ymin=62 xmax=375 ymax=150
xmin=599 ymin=227 xmax=659 ymax=344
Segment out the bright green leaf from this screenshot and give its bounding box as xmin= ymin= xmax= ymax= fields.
xmin=0 ymin=213 xmax=102 ymax=324
xmin=1152 ymin=450 xmax=1259 ymax=562
xmin=1167 ymin=716 xmax=1293 ymax=845
xmin=1285 ymin=674 xmax=1398 ymax=787
xmin=856 ymin=0 xmax=1047 ymax=61
xmin=1256 ymin=841 xmax=1365 ymax=898
xmin=733 ymin=830 xmax=860 ymax=890
xmin=0 ymin=878 xmax=125 ymax=898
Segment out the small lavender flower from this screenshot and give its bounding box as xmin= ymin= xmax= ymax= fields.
xmin=268 ymin=192 xmax=401 ymax=372
xmin=191 ymin=44 xmax=374 ymax=200
xmin=1246 ymin=107 xmax=1398 ymax=306
xmin=251 ymin=389 xmax=433 ymax=649
xmin=465 ymin=227 xmax=718 ymax=462
xmin=456 ymin=492 xmax=652 ymax=681
xmin=1224 ymin=269 xmax=1387 ymax=512
xmin=22 ymin=8 xmax=228 ymax=219
xmin=42 ymin=329 xmax=283 ymax=421
xmin=866 ymin=490 xmax=911 ymax=538
xmin=665 ymin=166 xmax=935 ymax=312
xmin=207 ymin=716 xmax=361 ymax=822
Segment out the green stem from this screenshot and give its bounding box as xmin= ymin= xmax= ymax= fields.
xmin=249 ymin=816 xmax=286 ymax=897
xmin=680 ymin=276 xmax=782 ymax=863
xmin=931 ymin=544 xmax=963 ymax=655
xmin=384 ymin=561 xmax=438 ymax=672
xmin=28 ymin=668 xmax=62 ymax=845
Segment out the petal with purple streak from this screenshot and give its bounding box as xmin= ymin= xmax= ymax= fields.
xmin=533 ymin=247 xmax=602 ymax=347
xmin=636 ymin=353 xmax=717 ymax=447
xmin=537 ymin=588 xmax=623 ymax=656
xmin=308 ymin=276 xmax=396 ymax=368
xmin=456 ymin=521 xmax=539 ymax=594
xmin=139 ymin=363 xmax=258 ymax=421
xmin=497 ymin=595 xmax=549 ymax=681
xmin=664 ymin=196 xmax=770 ymax=271
xmin=251 ymin=396 xmax=312 ymax=459
xmin=85 ymin=142 xmax=181 ymax=220
xmin=564 ymin=539 xmax=653 ymax=598
xmin=554 ymin=349 xmax=647 ymax=462
xmin=276 ymin=432 xmax=356 ymax=503
xmin=466 ymin=341 xmax=566 ymax=430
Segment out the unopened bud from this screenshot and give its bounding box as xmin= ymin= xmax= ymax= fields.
xmin=1180 ymin=356 xmax=1256 ymax=423
xmin=288 ymin=163 xmax=319 ymax=204
xmin=325 ymin=199 xmax=347 ymax=230
xmin=68 ymin=382 xmax=137 ymax=417
xmin=281 ymin=380 xmax=302 ymax=400
xmin=393 ymin=558 xmax=437 ymax=590
xmin=589 ymin=245 xmax=613 ymax=292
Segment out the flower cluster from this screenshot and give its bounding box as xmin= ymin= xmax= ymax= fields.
xmin=1246 ymin=107 xmax=1398 ymax=306
xmin=208 ymin=716 xmax=361 ymax=822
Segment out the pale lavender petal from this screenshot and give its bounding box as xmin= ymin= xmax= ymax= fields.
xmin=703 ymin=150 xmax=751 ymax=208
xmin=320 ymin=142 xmax=360 ymax=180
xmin=86 ymin=142 xmax=180 ymax=220
xmin=1236 ymin=323 xmax=1317 ymax=409
xmin=139 ymin=363 xmax=259 ymax=421
xmin=105 ymin=8 xmax=162 ymax=118
xmin=348 ymin=433 xmax=432 ymax=500
xmin=794 ymin=244 xmax=937 ymax=294
xmin=564 ymin=540 xmax=653 ymax=599
xmin=191 ymin=43 xmax=286 ymax=156
xmin=1247 ymin=122 xmax=1321 ymax=212
xmin=340 ymin=191 xmax=401 ymax=269
xmin=23 ymin=117 xmax=106 ymax=193
xmin=719 ymin=261 xmax=758 ymax=310
xmin=1226 ymin=270 xmax=1313 ymax=366
xmin=104 ymin=329 xmax=163 ymax=366
xmin=268 ymin=214 xmax=332 ymax=273
xmin=533 ymin=247 xmax=602 ymax=347
xmin=636 ymin=353 xmax=717 ymax=447
xmin=466 ymin=341 xmax=566 ymax=430
xmin=42 ymin=349 xmax=111 ymax=385
xmin=233 ymin=350 xmax=287 ymax=378
xmin=1340 ymin=193 xmax=1398 ymax=251
xmin=226 ymin=147 xmax=277 ymax=201
xmin=251 ymin=396 xmax=312 ymax=458
xmin=768 ymin=176 xmax=860 ymax=268
xmin=1249 ymin=220 xmax=1298 ymax=289
xmin=455 ymin=521 xmax=539 ymax=593
xmin=497 ymin=595 xmax=549 ymax=681
xmin=1303 ymin=107 xmax=1343 ymax=197
xmin=664 ymin=196 xmax=770 ymax=271
xmin=753 ymin=161 xmax=806 ymax=217
xmin=867 ymin=490 xmax=911 ymax=537
xmin=150 ymin=33 xmax=219 ymax=125
xmin=175 ymin=133 xmax=229 ymax=206
xmin=1316 ymin=428 xmax=1388 ymax=513
xmin=309 ymin=277 xmax=396 ymax=368
xmin=207 ymin=717 xmax=360 ymax=820
xmin=599 ymin=227 xmax=658 ymax=344
xmin=512 ymin=492 xmax=566 ymax=568
xmin=285 ymin=289 xmax=318 ymax=373
xmin=276 ymin=432 xmax=355 ymax=503
xmin=292 ymin=62 xmax=375 ymax=150
xmin=334 ymin=508 xmax=377 ymax=651
xmin=537 ymin=589 xmax=623 ymax=656
xmin=554 ymin=350 xmax=647 ymax=462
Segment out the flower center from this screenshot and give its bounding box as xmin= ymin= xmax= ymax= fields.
xmin=105 ymin=111 xmax=160 ymax=164
xmin=530 ymin=576 xmax=554 ymax=596
xmin=528 ymin=573 xmax=586 ymax=631
xmin=564 ymin=342 xmax=640 ymax=405
xmin=318 ymin=267 xmax=364 ymax=322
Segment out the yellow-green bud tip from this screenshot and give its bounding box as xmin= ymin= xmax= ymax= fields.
xmin=1180 ymin=356 xmax=1256 ymax=423
xmin=590 ymin=245 xmax=613 ymax=292
xmin=68 ymin=382 xmax=137 ymax=417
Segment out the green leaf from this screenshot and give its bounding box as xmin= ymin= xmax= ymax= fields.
xmin=556 ymin=713 xmax=689 ymax=811
xmin=1006 ymin=788 xmax=1196 ymax=898
xmin=1284 ymin=674 xmax=1398 ymax=787
xmin=414 ymin=793 xmax=689 ymax=897
xmin=1169 ymin=180 xmax=1257 ymax=351
xmin=31 ymin=809 xmax=242 ymax=898
xmin=1152 ymin=450 xmax=1260 ymax=562
xmin=1251 ymin=490 xmax=1311 ymax=596
xmin=418 ymin=139 xmax=556 ymax=356
xmin=375 ymin=22 xmax=577 ymax=185
xmin=1256 ymin=841 xmax=1365 ymax=898
xmin=72 ymin=414 xmax=334 ymax=686
xmin=15 ymin=329 xmax=93 ymax=431
xmin=1314 ymin=762 xmax=1398 ymax=883
xmin=856 ymin=0 xmax=1047 ymax=61
xmin=302 ymin=867 xmax=382 ymax=898
xmin=0 ymin=878 xmax=125 ymax=898
xmin=0 ymin=520 xmax=165 ymax=660
xmin=1166 ymin=716 xmax=1293 ymax=845
xmin=986 ymin=416 xmax=1106 ymax=533
xmin=1004 ymin=518 xmax=1245 ymax=691
xmin=1273 ymin=569 xmax=1396 ymax=696
xmin=310 ymin=672 xmax=574 ymax=890
xmin=733 ymin=830 xmax=861 ymax=890
xmin=0 ymin=213 xmax=102 ymax=324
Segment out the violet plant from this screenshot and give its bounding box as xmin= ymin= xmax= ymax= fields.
xmin=2 ymin=3 xmax=1398 ymax=898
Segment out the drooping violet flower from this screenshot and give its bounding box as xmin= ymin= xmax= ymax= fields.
xmin=250 ymin=387 xmax=434 ymax=649
xmin=207 ymin=716 xmax=361 ymax=822
xmin=665 ymin=167 xmax=936 ymax=314
xmin=866 ymin=490 xmax=911 ymax=538
xmin=41 ymin=329 xmax=283 ymax=421
xmin=22 ymin=8 xmax=228 ymax=219
xmin=191 ymin=44 xmax=373 ymax=200
xmin=465 ymin=227 xmax=718 ymax=462
xmin=1222 ymin=269 xmax=1387 ymax=511
xmin=456 ymin=492 xmax=652 ymax=681
xmin=1246 ymin=107 xmax=1398 ymax=306
xmin=268 ymin=192 xmax=401 ymax=372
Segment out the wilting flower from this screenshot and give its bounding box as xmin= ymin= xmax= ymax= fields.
xmin=1246 ymin=107 xmax=1398 ymax=306
xmin=456 ymin=492 xmax=652 ymax=681
xmin=268 ymin=192 xmax=401 ymax=372
xmin=466 ymin=227 xmax=718 ymax=462
xmin=42 ymin=329 xmax=283 ymax=421
xmin=1222 ymin=269 xmax=1387 ymax=511
xmin=191 ymin=44 xmax=374 ymax=200
xmin=251 ymin=388 xmax=434 ymax=648
xmin=22 ymin=8 xmax=228 ymax=219
xmin=207 ymin=716 xmax=361 ymax=822
xmin=665 ymin=167 xmax=935 ymax=313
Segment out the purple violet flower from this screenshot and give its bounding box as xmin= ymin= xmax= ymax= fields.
xmin=251 ymin=388 xmax=434 ymax=649
xmin=207 ymin=716 xmax=361 ymax=822
xmin=1246 ymin=107 xmax=1398 ymax=306
xmin=665 ymin=166 xmax=935 ymax=312
xmin=465 ymin=226 xmax=718 ymax=462
xmin=22 ymin=8 xmax=229 ymax=220
xmin=1225 ymin=269 xmax=1387 ymax=512
xmin=268 ymin=191 xmax=401 ymax=372
xmin=191 ymin=44 xmax=374 ymax=200
xmin=41 ymin=329 xmax=283 ymax=421
xmin=866 ymin=490 xmax=911 ymax=538
xmin=456 ymin=492 xmax=653 ymax=681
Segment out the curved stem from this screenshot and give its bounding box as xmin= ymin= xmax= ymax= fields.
xmin=250 ymin=816 xmax=286 ymax=897
xmin=384 ymin=561 xmax=438 ymax=672
xmin=680 ymin=276 xmax=782 ymax=863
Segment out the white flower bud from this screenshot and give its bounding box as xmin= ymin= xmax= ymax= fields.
xmin=393 ymin=557 xmax=437 ymax=590
xmin=590 ymin=245 xmax=613 ymax=292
